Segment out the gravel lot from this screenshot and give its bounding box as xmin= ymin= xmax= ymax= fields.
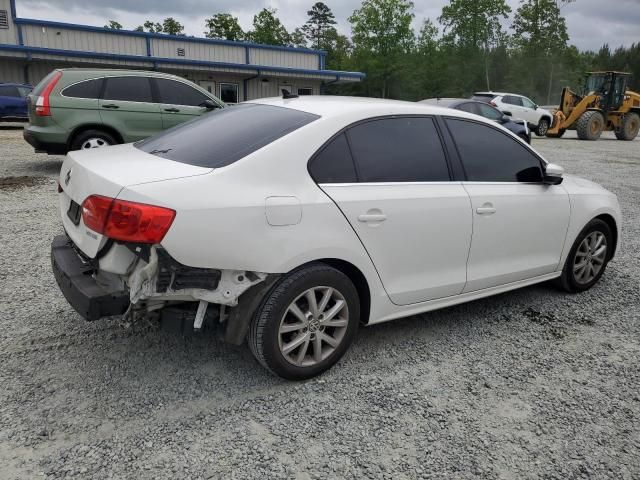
xmin=1 ymin=124 xmax=639 ymax=480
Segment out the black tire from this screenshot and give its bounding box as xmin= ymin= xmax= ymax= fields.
xmin=546 ymin=128 xmax=566 ymax=138
xmin=576 ymin=111 xmax=605 ymax=141
xmin=248 ymin=263 xmax=360 ymax=380
xmin=535 ymin=118 xmax=550 ymax=137
xmin=70 ymin=129 xmax=118 ymax=151
xmin=554 ymin=219 xmax=613 ymax=293
xmin=615 ymin=113 xmax=640 ymax=141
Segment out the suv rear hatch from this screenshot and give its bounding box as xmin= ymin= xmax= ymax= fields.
xmin=59 ymin=143 xmax=211 ymax=258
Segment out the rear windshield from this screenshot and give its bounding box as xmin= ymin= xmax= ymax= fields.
xmin=471 ymin=94 xmax=495 ymax=103
xmin=135 ymin=103 xmax=319 ymax=168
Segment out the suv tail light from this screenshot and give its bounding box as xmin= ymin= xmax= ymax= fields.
xmin=490 ymin=101 xmax=497 ymax=107
xmin=81 ymin=195 xmax=176 ymax=244
xmin=35 ymin=71 xmax=62 ymax=117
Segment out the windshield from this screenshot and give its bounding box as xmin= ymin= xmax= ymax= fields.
xmin=136 ymin=104 xmax=319 ymax=168
xmin=586 ymin=74 xmax=607 ymax=93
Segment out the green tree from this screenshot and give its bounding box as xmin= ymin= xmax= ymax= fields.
xmin=104 ymin=20 xmax=123 ymax=30
xmin=289 ymin=28 xmax=308 ymax=48
xmin=139 ymin=20 xmax=164 ymax=33
xmin=348 ymin=0 xmax=415 ymax=98
xmin=247 ymin=8 xmax=290 ymax=46
xmin=204 ymin=13 xmax=244 ymax=41
xmin=162 ymin=17 xmax=184 ymax=36
xmin=438 ymin=0 xmax=511 ymax=91
xmin=302 ymin=2 xmax=338 ymax=50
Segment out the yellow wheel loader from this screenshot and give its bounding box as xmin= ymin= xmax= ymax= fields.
xmin=547 ymin=71 xmax=640 ymax=140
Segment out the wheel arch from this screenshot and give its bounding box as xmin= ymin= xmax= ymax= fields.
xmin=594 ymin=213 xmax=618 ymax=260
xmin=67 ymin=123 xmax=124 ymax=149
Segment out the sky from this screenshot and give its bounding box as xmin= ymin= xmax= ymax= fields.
xmin=14 ymin=0 xmax=640 ymax=51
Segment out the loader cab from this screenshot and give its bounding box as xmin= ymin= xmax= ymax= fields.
xmin=585 ymin=71 xmax=630 ymax=111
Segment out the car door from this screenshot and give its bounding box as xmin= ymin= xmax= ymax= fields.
xmin=311 ymin=116 xmax=473 ymax=305
xmin=503 ymin=95 xmax=532 ymax=123
xmin=153 ymin=78 xmax=218 ymax=130
xmin=0 ymin=85 xmax=26 ymax=118
xmin=444 ymin=118 xmax=570 ymax=292
xmin=98 ymin=76 xmax=163 ymax=142
xmin=520 ymin=96 xmax=540 ymax=123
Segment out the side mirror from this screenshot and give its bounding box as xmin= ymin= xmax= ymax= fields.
xmin=500 ymin=115 xmax=511 ymax=123
xmin=543 ymin=163 xmax=564 ymax=185
xmin=502 ymin=110 xmax=512 ymax=117
xmin=203 ymin=99 xmax=219 ymax=110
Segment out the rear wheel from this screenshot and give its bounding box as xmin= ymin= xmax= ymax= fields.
xmin=615 ymin=113 xmax=640 ymax=141
xmin=70 ymin=129 xmax=118 ymax=151
xmin=248 ymin=264 xmax=359 ymax=380
xmin=554 ymin=219 xmax=612 ymax=293
xmin=576 ymin=111 xmax=604 ymax=140
xmin=535 ymin=118 xmax=550 ymax=136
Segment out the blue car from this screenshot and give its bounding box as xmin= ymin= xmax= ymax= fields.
xmin=0 ymin=83 xmax=32 ymax=121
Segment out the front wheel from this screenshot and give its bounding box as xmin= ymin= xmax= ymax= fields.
xmin=535 ymin=118 xmax=550 ymax=136
xmin=576 ymin=111 xmax=604 ymax=140
xmin=554 ymin=219 xmax=613 ymax=293
xmin=248 ymin=264 xmax=360 ymax=380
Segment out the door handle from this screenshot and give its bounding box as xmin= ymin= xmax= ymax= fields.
xmin=102 ymin=104 xmax=120 ymax=109
xmin=358 ymin=213 xmax=387 ymax=223
xmin=164 ymin=108 xmax=180 ymax=113
xmin=476 ymin=204 xmax=496 ymax=215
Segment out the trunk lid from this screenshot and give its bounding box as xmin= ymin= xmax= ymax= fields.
xmin=59 ymin=143 xmax=211 ymax=258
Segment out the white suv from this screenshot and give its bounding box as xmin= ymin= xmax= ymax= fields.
xmin=473 ymin=92 xmax=553 ymax=136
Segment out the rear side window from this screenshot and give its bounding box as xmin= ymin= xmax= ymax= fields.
xmin=308 ymin=133 xmax=357 ymax=183
xmin=503 ymin=95 xmax=523 ymax=106
xmin=346 ymin=117 xmax=450 ymax=182
xmin=0 ymin=85 xmax=20 ymax=97
xmin=103 ymin=77 xmax=153 ymax=103
xmin=62 ymin=79 xmax=103 ymax=99
xmin=136 ymin=104 xmax=319 ymax=168
xmin=446 ymin=119 xmax=542 ymax=182
xmin=155 ymin=78 xmax=211 ymax=107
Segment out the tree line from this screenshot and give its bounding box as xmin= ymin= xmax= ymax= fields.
xmin=104 ymin=0 xmax=640 ymax=105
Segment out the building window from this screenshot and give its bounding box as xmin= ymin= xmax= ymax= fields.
xmin=176 ymin=48 xmax=186 ymax=57
xmin=220 ymin=83 xmax=239 ymax=104
xmin=297 ymin=87 xmax=313 ymax=96
xmin=0 ymin=10 xmax=8 ymax=29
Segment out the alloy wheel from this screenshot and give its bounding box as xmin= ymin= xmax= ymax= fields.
xmin=573 ymin=231 xmax=607 ymax=284
xmin=278 ymin=286 xmax=349 ymax=367
xmin=81 ymin=137 xmax=110 ymax=149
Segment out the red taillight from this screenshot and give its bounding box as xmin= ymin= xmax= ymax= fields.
xmin=490 ymin=101 xmax=497 ymax=107
xmin=35 ymin=71 xmax=62 ymax=117
xmin=81 ymin=195 xmax=176 ymax=244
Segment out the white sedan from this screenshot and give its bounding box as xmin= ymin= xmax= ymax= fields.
xmin=52 ymin=96 xmax=621 ymax=379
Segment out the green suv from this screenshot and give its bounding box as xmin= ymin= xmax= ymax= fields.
xmin=24 ymin=69 xmax=224 ymax=155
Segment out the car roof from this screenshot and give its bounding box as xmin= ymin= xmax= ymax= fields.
xmin=54 ymin=68 xmax=195 ymax=81
xmin=419 ymin=98 xmax=468 ymax=107
xmin=474 ymin=92 xmax=525 ymax=98
xmin=248 ymin=96 xmax=493 ymax=124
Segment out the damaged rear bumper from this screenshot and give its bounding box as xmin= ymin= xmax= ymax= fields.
xmin=51 ymin=235 xmax=129 ymax=321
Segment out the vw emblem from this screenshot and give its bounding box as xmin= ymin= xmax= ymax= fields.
xmin=64 ymin=168 xmax=72 ymax=186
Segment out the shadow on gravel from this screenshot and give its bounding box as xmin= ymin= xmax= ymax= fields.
xmin=24 ymin=159 xmax=63 ymax=176
xmin=0 ymin=175 xmax=53 ymax=190
xmin=0 ymin=124 xmax=25 ymax=130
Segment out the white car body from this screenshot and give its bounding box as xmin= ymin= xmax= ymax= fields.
xmin=52 ymin=96 xmax=621 ymax=377
xmin=474 ymin=92 xmax=554 ymax=132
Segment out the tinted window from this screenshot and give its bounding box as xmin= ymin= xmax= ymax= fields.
xmin=446 ymin=119 xmax=542 ymax=182
xmin=309 ymin=134 xmax=357 ymax=183
xmin=219 ymin=83 xmax=238 ymax=103
xmin=0 ymin=85 xmax=20 ymax=97
xmin=136 ymin=104 xmax=319 ymax=168
xmin=103 ymin=77 xmax=153 ymax=103
xmin=156 ymin=78 xmax=210 ymax=106
xmin=521 ymin=97 xmax=536 ymax=109
xmin=477 ymin=103 xmax=503 ymax=121
xmin=456 ymin=102 xmax=478 ymax=114
xmin=62 ymin=79 xmax=103 ymax=99
xmin=471 ymin=94 xmax=495 ymax=103
xmin=503 ymin=95 xmax=523 ymax=106
xmin=347 ymin=117 xmax=450 ymax=182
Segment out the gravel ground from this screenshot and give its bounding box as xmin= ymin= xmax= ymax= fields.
xmin=0 ymin=125 xmax=639 ymax=480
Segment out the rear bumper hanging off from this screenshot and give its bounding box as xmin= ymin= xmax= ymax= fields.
xmin=51 ymin=235 xmax=129 ymax=320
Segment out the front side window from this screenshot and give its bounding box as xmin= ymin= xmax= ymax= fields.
xmin=477 ymin=103 xmax=503 ymax=121
xmin=446 ymin=118 xmax=542 ymax=182
xmin=103 ymin=76 xmax=153 ymax=103
xmin=219 ymin=83 xmax=238 ymax=104
xmin=308 ymin=133 xmax=357 ymax=183
xmin=456 ymin=102 xmax=478 ymax=114
xmin=0 ymin=85 xmax=20 ymax=97
xmin=136 ymin=103 xmax=319 ymax=168
xmin=156 ymin=78 xmax=211 ymax=107
xmin=62 ymin=79 xmax=103 ymax=99
xmin=346 ymin=117 xmax=450 ymax=183
xmin=521 ymin=97 xmax=536 ymax=109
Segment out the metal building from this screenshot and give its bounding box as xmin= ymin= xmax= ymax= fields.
xmin=0 ymin=0 xmax=364 ymax=102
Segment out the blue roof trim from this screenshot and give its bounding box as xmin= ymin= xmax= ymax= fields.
xmin=0 ymin=43 xmax=366 ymax=80
xmin=13 ymin=17 xmax=329 ymax=56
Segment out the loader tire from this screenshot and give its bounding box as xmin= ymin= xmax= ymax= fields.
xmin=615 ymin=113 xmax=640 ymax=141
xmin=576 ymin=111 xmax=604 ymax=140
